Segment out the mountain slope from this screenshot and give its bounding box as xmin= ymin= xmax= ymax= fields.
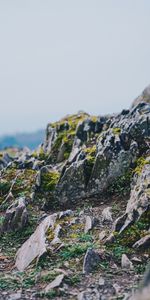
xmin=0 ymin=85 xmax=150 ymax=300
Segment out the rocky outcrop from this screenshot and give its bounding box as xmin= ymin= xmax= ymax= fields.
xmin=114 ymin=156 xmax=150 ymax=234
xmin=54 ymin=102 xmax=150 ymax=205
xmin=0 ymin=197 xmax=28 ymax=233
xmin=132 ymin=84 xmax=150 ymax=107
xmin=0 ymin=85 xmax=150 ymax=300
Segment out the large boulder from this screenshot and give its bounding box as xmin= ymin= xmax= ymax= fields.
xmin=55 ymin=103 xmax=150 ymax=204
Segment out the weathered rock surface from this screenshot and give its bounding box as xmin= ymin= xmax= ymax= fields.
xmin=133 ymin=234 xmax=150 ymax=249
xmin=45 ymin=274 xmax=64 ymax=292
xmin=1 ymin=197 xmax=28 ymax=233
xmin=114 ymin=156 xmax=150 ymax=233
xmin=54 ymin=102 xmax=150 ymax=205
xmin=121 ymin=254 xmax=133 ymax=270
xmin=15 ymin=214 xmax=57 ymax=271
xmin=83 ymin=248 xmax=100 ymax=274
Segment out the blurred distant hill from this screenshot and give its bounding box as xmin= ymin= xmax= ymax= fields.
xmin=0 ymin=130 xmax=45 ymax=150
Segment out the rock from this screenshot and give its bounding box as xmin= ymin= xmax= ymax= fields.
xmin=130 ymin=286 xmax=150 ymax=300
xmin=59 ymin=210 xmax=73 ymax=219
xmin=8 ymin=292 xmax=22 ymax=300
xmin=99 ymin=277 xmax=105 ymax=286
xmin=114 ymin=157 xmax=150 ymax=234
xmin=99 ymin=230 xmax=107 ymax=241
xmin=55 ymin=159 xmax=87 ymax=205
xmin=131 ymin=257 xmax=142 ymax=263
xmin=132 ymin=84 xmax=150 ymax=107
xmin=15 ymin=213 xmax=57 ymax=271
xmin=45 ymin=274 xmax=64 ymax=292
xmin=129 ymin=263 xmax=150 ymax=299
xmin=101 ymin=207 xmax=113 ymax=223
xmin=121 ymin=254 xmax=134 ymax=270
xmin=105 ymin=233 xmax=115 ymax=244
xmin=84 ymin=216 xmax=93 ymax=233
xmin=83 ymin=248 xmax=100 ymax=274
xmin=133 ymin=234 xmax=150 ymax=249
xmin=55 ymin=102 xmax=149 ymax=205
xmin=51 ymin=224 xmax=62 ymax=245
xmin=113 ymin=283 xmax=121 ymax=294
xmin=1 ymin=197 xmax=28 ymax=233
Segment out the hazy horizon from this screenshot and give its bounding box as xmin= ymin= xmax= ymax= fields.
xmin=0 ymin=1 xmax=150 ymax=135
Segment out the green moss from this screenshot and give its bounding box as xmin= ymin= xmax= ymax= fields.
xmin=48 ymin=113 xmax=91 ymax=163
xmin=51 ymin=113 xmax=89 ymax=131
xmin=111 ymin=210 xmax=150 ymax=250
xmin=0 ymin=168 xmax=37 ymax=203
xmin=59 ymin=242 xmax=93 ymax=260
xmin=41 ymin=170 xmax=60 ymax=192
xmin=83 ymin=145 xmax=97 ymax=185
xmin=134 ymin=157 xmax=150 ymax=175
xmin=0 ymin=180 xmax=11 ymax=196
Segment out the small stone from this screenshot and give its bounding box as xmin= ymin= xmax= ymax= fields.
xmin=121 ymin=254 xmax=134 ymax=270
xmin=45 ymin=274 xmax=64 ymax=292
xmin=99 ymin=230 xmax=106 ymax=241
xmin=8 ymin=292 xmax=22 ymax=300
xmin=133 ymin=234 xmax=150 ymax=249
xmin=131 ymin=256 xmax=142 ymax=263
xmin=84 ymin=216 xmax=93 ymax=233
xmin=102 ymin=207 xmax=113 ymax=223
xmin=59 ymin=210 xmax=73 ymax=219
xmin=99 ymin=277 xmax=105 ymax=286
xmin=113 ymin=283 xmax=121 ymax=294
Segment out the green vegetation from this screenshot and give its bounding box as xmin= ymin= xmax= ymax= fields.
xmin=84 ymin=145 xmax=96 ymax=185
xmin=117 ymin=210 xmax=150 ymax=247
xmin=107 ymin=169 xmax=132 ymax=196
xmin=59 ymin=242 xmax=93 ymax=260
xmin=0 ymin=180 xmax=11 ymax=198
xmin=106 ymin=209 xmax=150 ymax=261
xmin=134 ymin=156 xmax=150 ymax=175
xmin=41 ymin=170 xmax=60 ymax=192
xmin=112 ymin=127 xmax=121 ymax=135
xmin=48 ymin=113 xmax=90 ymax=163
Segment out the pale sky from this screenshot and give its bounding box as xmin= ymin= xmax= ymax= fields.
xmin=0 ymin=0 xmax=150 ymax=135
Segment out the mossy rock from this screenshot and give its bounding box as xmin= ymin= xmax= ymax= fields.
xmin=40 ymin=170 xmax=60 ymax=192
xmin=133 ymin=156 xmax=150 ymax=175
xmin=114 ymin=209 xmax=150 ymax=248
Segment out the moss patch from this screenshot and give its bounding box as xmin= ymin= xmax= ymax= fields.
xmin=40 ymin=170 xmax=60 ymax=192
xmin=133 ymin=157 xmax=150 ymax=175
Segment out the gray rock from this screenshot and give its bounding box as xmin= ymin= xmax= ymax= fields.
xmin=132 ymin=84 xmax=150 ymax=107
xmin=83 ymin=248 xmax=100 ymax=274
xmin=1 ymin=197 xmax=28 ymax=232
xmin=15 ymin=213 xmax=57 ymax=271
xmin=114 ymin=157 xmax=150 ymax=234
xmin=84 ymin=216 xmax=93 ymax=233
xmin=55 ymin=102 xmax=149 ymax=205
xmin=133 ymin=234 xmax=150 ymax=249
xmin=121 ymin=254 xmax=133 ymax=270
xmin=99 ymin=230 xmax=107 ymax=241
xmin=101 ymin=207 xmax=113 ymax=223
xmin=45 ymin=274 xmax=64 ymax=292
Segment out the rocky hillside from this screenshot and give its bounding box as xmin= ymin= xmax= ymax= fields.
xmin=0 ymin=85 xmax=150 ymax=300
